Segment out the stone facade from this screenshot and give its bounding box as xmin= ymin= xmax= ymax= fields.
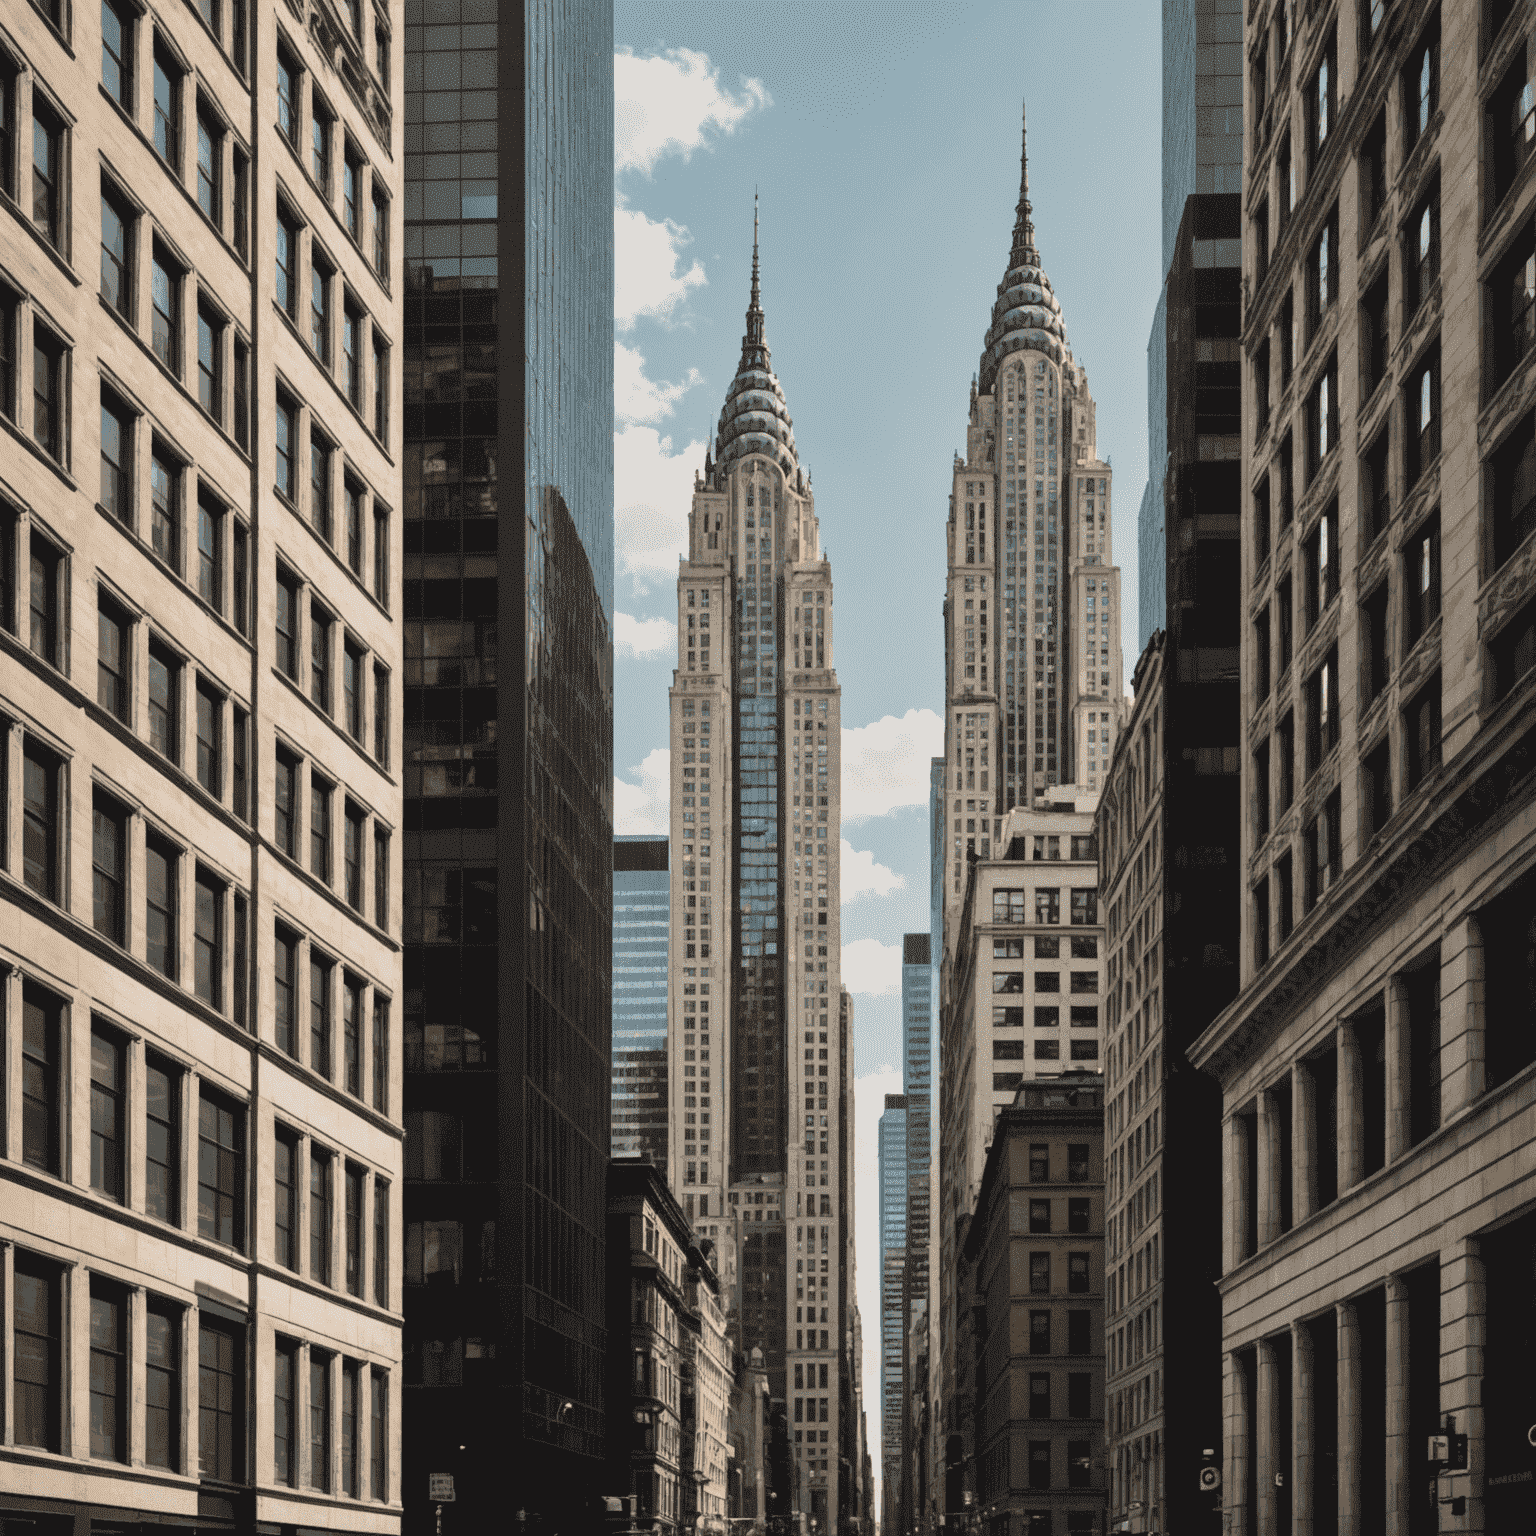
xmin=0 ymin=2 xmax=403 ymax=1535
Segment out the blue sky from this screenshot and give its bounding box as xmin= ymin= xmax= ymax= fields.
xmin=609 ymin=3 xmax=1162 ymax=1493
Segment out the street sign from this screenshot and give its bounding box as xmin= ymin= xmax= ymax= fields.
xmin=430 ymin=1474 xmax=456 ymax=1503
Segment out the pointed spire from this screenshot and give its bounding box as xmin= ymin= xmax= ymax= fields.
xmin=1010 ymin=100 xmax=1039 ymax=269
xmin=741 ymin=190 xmax=768 ymax=366
xmin=750 ymin=188 xmax=761 ymax=311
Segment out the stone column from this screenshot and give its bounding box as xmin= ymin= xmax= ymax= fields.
xmin=1258 ymin=1089 xmax=1283 ymax=1248
xmin=1385 ymin=1275 xmax=1411 ymax=1536
xmin=1293 ymin=1319 xmax=1315 ymax=1536
xmin=1292 ymin=1059 xmax=1317 ymax=1225
xmin=1258 ymin=1336 xmax=1280 ymax=1536
xmin=1384 ymin=974 xmax=1411 ymax=1163
xmin=1226 ymin=1114 xmax=1252 ymax=1271
xmin=1229 ymin=1350 xmax=1253 ymax=1536
xmin=1442 ymin=1238 xmax=1486 ymax=1531
xmin=1338 ymin=1020 xmax=1365 ymax=1193
xmin=1438 ymin=914 xmax=1485 ymax=1121
xmin=1337 ymin=1301 xmax=1361 ymax=1536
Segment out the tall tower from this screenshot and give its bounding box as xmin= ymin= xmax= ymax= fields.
xmin=940 ymin=106 xmax=1126 ymax=954
xmin=878 ymin=1095 xmax=909 ymax=1529
xmin=667 ymin=206 xmax=853 ymax=1534
xmin=613 ymin=835 xmax=671 ymax=1164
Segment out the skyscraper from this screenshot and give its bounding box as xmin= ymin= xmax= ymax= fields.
xmin=666 ymin=208 xmax=856 ymax=1535
xmin=898 ymin=935 xmax=933 ymax=1533
xmin=879 ymin=1094 xmax=909 ymax=1529
xmin=612 ymin=835 xmax=671 ymax=1164
xmin=401 ymin=2 xmax=614 ymax=1531
xmin=941 ymin=106 xmax=1125 ymax=956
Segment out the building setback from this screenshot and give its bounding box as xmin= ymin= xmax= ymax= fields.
xmin=613 ymin=836 xmax=671 ymax=1165
xmin=665 ymin=208 xmax=859 ymax=1535
xmin=0 ymin=0 xmax=406 ymax=1534
xmin=1190 ymin=0 xmax=1536 ymax=1532
xmin=400 ymin=1 xmax=614 ymax=1531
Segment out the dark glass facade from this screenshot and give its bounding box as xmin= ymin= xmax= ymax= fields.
xmin=402 ymin=1 xmax=613 ymax=1531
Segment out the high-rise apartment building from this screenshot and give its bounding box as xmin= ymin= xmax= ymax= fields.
xmin=400 ymin=2 xmax=614 ymax=1531
xmin=1186 ymin=1 xmax=1536 ymax=1531
xmin=897 ymin=935 xmax=932 ymax=1536
xmin=0 ymin=2 xmax=404 ymax=1534
xmin=613 ymin=835 xmax=670 ymax=1164
xmin=878 ymin=1094 xmax=908 ymax=1527
xmin=665 ymin=214 xmax=857 ymax=1535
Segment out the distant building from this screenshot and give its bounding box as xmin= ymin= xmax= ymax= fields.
xmin=879 ymin=1095 xmax=909 ymax=1527
xmin=898 ymin=934 xmax=933 ymax=1536
xmin=960 ymin=1077 xmax=1107 ymax=1532
xmin=614 ymin=836 xmax=670 ymax=1163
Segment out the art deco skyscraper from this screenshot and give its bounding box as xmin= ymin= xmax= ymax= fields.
xmin=940 ymin=108 xmax=1126 ymax=936
xmin=667 ymin=210 xmax=856 ymax=1536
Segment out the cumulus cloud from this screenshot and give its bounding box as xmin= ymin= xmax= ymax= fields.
xmin=616 ymin=613 xmax=677 ymax=659
xmin=841 ymin=708 xmax=945 ymax=822
xmin=616 ymin=204 xmax=707 ymax=332
xmin=616 ymin=47 xmax=771 ymax=178
xmin=840 ymin=937 xmax=902 ymax=997
xmin=840 ymin=840 xmax=905 ymax=903
xmin=615 ymin=748 xmax=670 ymax=835
xmin=615 ymin=425 xmax=706 ymax=595
xmin=616 ymin=341 xmax=704 ymax=427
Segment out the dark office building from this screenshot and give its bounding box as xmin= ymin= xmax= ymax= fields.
xmin=400 ymin=3 xmax=614 ymax=1533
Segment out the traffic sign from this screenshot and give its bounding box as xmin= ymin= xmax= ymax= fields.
xmin=430 ymin=1474 xmax=456 ymax=1503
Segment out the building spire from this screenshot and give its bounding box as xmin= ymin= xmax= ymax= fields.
xmin=751 ymin=188 xmax=761 ymax=311
xmin=742 ymin=190 xmax=767 ymax=362
xmin=1011 ymin=100 xmax=1038 ymax=269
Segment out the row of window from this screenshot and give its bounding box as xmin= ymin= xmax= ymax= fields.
xmin=992 ymin=970 xmax=1100 ymax=995
xmin=14 ymin=980 xmax=393 ymax=1287
xmin=988 ymin=887 xmax=1100 ymax=925
xmin=993 ymin=1007 xmax=1101 ymax=1029
xmin=992 ymin=1036 xmax=1099 ymax=1074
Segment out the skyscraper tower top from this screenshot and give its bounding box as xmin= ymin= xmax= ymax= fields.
xmin=980 ymin=103 xmax=1069 ymax=392
xmin=713 ymin=197 xmax=802 ymax=482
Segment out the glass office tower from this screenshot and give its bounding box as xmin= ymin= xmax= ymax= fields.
xmin=401 ymin=2 xmax=614 ymax=1532
xmin=613 ymin=836 xmax=671 ymax=1163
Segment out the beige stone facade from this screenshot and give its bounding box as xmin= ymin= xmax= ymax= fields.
xmin=0 ymin=0 xmax=402 ymax=1531
xmin=1191 ymin=0 xmax=1536 ymax=1530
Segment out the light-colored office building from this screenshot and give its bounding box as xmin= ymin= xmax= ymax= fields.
xmin=0 ymin=2 xmax=403 ymax=1534
xmin=1190 ymin=1 xmax=1536 ymax=1531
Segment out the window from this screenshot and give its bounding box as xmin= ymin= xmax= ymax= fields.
xmin=1305 ymin=648 xmax=1339 ymax=777
xmin=1068 ymin=1439 xmax=1091 ymax=1489
xmin=145 ymin=1301 xmax=180 ymax=1470
xmin=31 ymin=102 xmax=64 ymax=248
xmin=311 ymin=256 xmax=332 ymax=363
xmin=145 ymin=836 xmax=178 ymax=977
xmin=1360 ymin=108 xmax=1387 ymax=233
xmin=101 ymin=189 xmax=133 ymax=318
xmin=1362 ymin=582 xmax=1390 ymax=703
xmin=102 ymin=0 xmax=133 ymax=106
xmin=344 ymin=804 xmax=365 ymax=910
xmin=1303 ymin=505 xmax=1338 ymax=629
xmin=1029 ymin=1441 xmax=1051 ymax=1491
xmin=312 ymin=950 xmax=333 ymax=1074
xmin=198 ymin=1090 xmax=244 ymax=1248
xmin=1029 ymin=1371 xmax=1051 ymax=1418
xmin=145 ymin=1055 xmax=179 ymax=1223
xmin=1492 ymin=414 xmax=1536 ymax=570
xmin=310 ymin=434 xmax=333 ymax=541
xmin=148 ymin=639 xmax=180 ymax=761
xmin=372 ymin=996 xmax=389 ymax=1113
xmin=232 ymin=518 xmax=249 ymax=633
xmin=1407 ymin=344 xmax=1440 ymax=485
xmin=311 ymin=1148 xmax=333 ymax=1284
xmin=0 ymin=286 xmax=16 ymax=420
xmin=373 ymin=333 xmax=389 ymax=438
xmin=373 ymin=662 xmax=390 ymax=764
xmin=276 ymin=568 xmax=300 ymax=677
xmin=343 ymin=149 xmax=361 ymax=238
xmin=1405 ymin=18 xmax=1438 ymax=155
xmin=1308 ymin=29 xmax=1335 ymax=167
xmin=274 ymin=1128 xmax=301 ymax=1269
xmin=198 ymin=309 xmax=223 ymax=423
xmin=1405 ymin=186 xmax=1440 ymax=322
xmin=1254 ymin=877 xmax=1271 ymax=967
xmin=311 ymin=606 xmax=332 ymax=709
xmin=28 ymin=533 xmax=60 ymax=665
xmin=153 ymin=51 xmax=180 ymax=167
xmin=275 ymin=751 xmax=299 ymax=858
xmin=93 ymin=793 xmax=127 ymax=942
xmin=1361 ymin=426 xmax=1391 ymax=546
xmin=274 ymin=1339 xmax=297 ymax=1485
xmin=311 ymin=100 xmax=332 ymax=192
xmin=150 ymin=450 xmax=182 ymax=569
xmin=1496 ymin=217 xmax=1536 ymax=397
xmin=1278 ymin=711 xmax=1295 ymax=811
xmin=88 ymin=1026 xmax=127 ymax=1202
xmin=1029 ymin=1310 xmax=1051 ymax=1355
xmin=1028 ymin=1198 xmax=1051 ymax=1233
xmin=23 ymin=743 xmax=60 ymax=901
xmin=1029 ymin=1252 xmax=1050 ymax=1294
xmin=370 ymin=1369 xmax=388 ymax=1498
xmin=373 ymin=1179 xmax=391 ymax=1305
xmin=310 ymin=1352 xmax=332 ymax=1490
xmin=1405 ymin=675 xmax=1441 ymax=790
xmin=373 ymin=507 xmax=389 ymax=605
xmin=32 ymin=329 xmax=66 ymax=463
xmin=99 ymin=397 xmax=134 ymax=525
xmin=1278 ymin=134 xmax=1294 ymax=230
xmin=197 ymin=107 xmax=221 ymax=221
xmin=1255 ymin=607 xmax=1271 ymax=700
xmin=97 ymin=596 xmax=130 ymax=720
xmin=1254 ymin=339 xmax=1271 ymax=435
xmin=1278 ymin=430 xmax=1294 ymax=527
xmin=372 ymin=186 xmax=389 ymax=274
xmin=343 ymin=304 xmax=362 ymax=406
xmin=1363 ymin=736 xmax=1393 ymax=836
xmin=276 ymin=213 xmax=299 ymax=320
xmin=232 ymin=891 xmax=248 ymax=1027
xmin=1490 ymin=50 xmax=1536 ymax=211
xmin=1306 ymin=355 xmax=1338 ymax=479
xmin=343 ymin=974 xmax=364 ymax=1092
xmin=277 ymin=48 xmax=300 ymax=145
xmin=274 ymin=926 xmax=298 ymax=1054
xmin=195 ymin=495 xmax=225 ymax=611
xmin=14 ymin=1256 xmax=62 ymax=1450
xmin=1404 ymin=514 xmax=1440 ymax=647
xmin=21 ymin=988 xmax=62 ymax=1173
xmin=341 ymin=1360 xmax=360 ymax=1495
xmin=198 ymin=1319 xmax=243 ymax=1480
xmin=1304 ymin=789 xmax=1341 ymax=911
xmin=194 ymin=869 xmax=222 ymax=1006
xmin=196 ymin=680 xmax=222 ymax=793
xmin=1361 ymin=268 xmax=1388 ymax=399
xmin=1308 ymin=208 xmax=1339 ymax=336
xmin=233 ymin=336 xmax=250 ymax=451
xmin=89 ymin=1283 xmax=128 ymax=1461
xmin=345 ymin=1164 xmax=364 ymax=1295
xmin=1253 ymin=198 xmax=1270 ymax=287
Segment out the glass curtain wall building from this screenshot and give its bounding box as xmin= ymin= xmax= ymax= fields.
xmin=878 ymin=1094 xmax=909 ymax=1527
xmin=401 ymin=2 xmax=614 ymax=1532
xmin=613 ymin=837 xmax=671 ymax=1163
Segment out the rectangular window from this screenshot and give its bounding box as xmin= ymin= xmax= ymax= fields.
xmin=310 ymin=435 xmax=333 ymax=541
xmin=276 ymin=49 xmax=300 ymax=145
xmin=276 ymin=568 xmax=300 ymax=677
xmin=311 ymin=952 xmax=333 ymax=1076
xmin=370 ymin=1370 xmax=387 ymax=1499
xmin=232 ymin=891 xmax=248 ymax=1028
xmin=1029 ymin=1252 xmax=1050 ymax=1294
xmin=92 ymin=792 xmax=127 ymax=942
xmin=1405 ymin=19 xmax=1439 ymax=156
xmin=1255 ymin=607 xmax=1271 ymax=700
xmin=1278 ymin=850 xmax=1295 ymax=941
xmin=145 ymin=1301 xmax=180 ymax=1470
xmin=1363 ymin=735 xmax=1393 ymax=836
xmin=148 ymin=639 xmax=180 ymax=761
xmin=1405 ymin=513 xmax=1441 ymax=648
xmin=1491 ymin=593 xmax=1536 ymax=702
xmin=1405 ymin=675 xmax=1441 ymax=790
xmin=311 ymin=606 xmax=332 ymax=710
xmin=344 ymin=804 xmax=364 ymax=909
xmin=1363 ymin=583 xmax=1390 ymax=703
xmin=274 ymin=1339 xmax=297 ymax=1485
xmin=196 ymin=680 xmax=221 ymax=793
xmin=274 ymin=926 xmax=298 ymax=1056
xmin=275 ymin=751 xmax=299 ymax=858
xmin=145 ymin=1054 xmax=179 ymax=1223
xmin=32 ymin=331 xmax=65 ymax=463
xmin=1404 ymin=184 xmax=1439 ymax=320
xmin=343 ymin=152 xmax=361 ymax=239
xmin=198 ymin=309 xmax=222 ymax=424
xmin=151 ymin=249 xmax=181 ymax=375
xmin=275 ymin=1130 xmax=299 ymax=1269
xmin=1306 ymin=648 xmax=1339 ymax=778
xmin=100 ymin=395 xmax=133 ymax=523
xmin=372 ymin=187 xmax=389 ymax=274
xmin=276 ymin=215 xmax=299 ymax=321
xmin=1309 ymin=28 xmax=1335 ymax=165
xmin=372 ymin=996 xmax=389 ymax=1114
xmin=1304 ymin=788 xmax=1342 ymax=911
xmin=343 ymin=975 xmax=363 ymax=1092
xmin=28 ymin=534 xmax=59 ymax=665
xmin=1029 ymin=1371 xmax=1051 ymax=1418
xmin=233 ymin=336 xmax=250 ymax=451
xmin=373 ymin=334 xmax=389 ymax=439
xmin=1361 ymin=427 xmax=1391 ymax=546
xmin=146 ymin=836 xmax=178 ymax=978
xmin=311 ymin=258 xmax=331 ymax=363
xmin=198 ymin=1320 xmax=243 ymax=1481
xmin=22 ymin=742 xmax=59 ymax=900
xmin=31 ymin=103 xmax=64 ymax=248
xmin=89 ymin=1283 xmax=128 ymax=1460
xmin=195 ymin=494 xmax=223 ymax=611
xmin=1254 ymin=877 xmax=1271 ymax=967
xmin=102 ymin=0 xmax=133 ymax=107
xmin=344 ymin=642 xmax=364 ymax=740
xmin=372 ymin=827 xmax=390 ymax=927
xmin=196 ymin=107 xmax=221 ymax=222
xmin=101 ymin=189 xmax=132 ymax=319
xmin=1029 ymin=1441 xmax=1050 ymax=1491
xmin=345 ymin=481 xmax=365 ymax=574
xmin=1307 ymin=355 xmax=1338 ymax=478
xmin=232 ymin=150 xmax=249 ymax=258
xmin=373 ymin=662 xmax=390 ymax=765
xmin=149 ymin=453 xmax=184 ymax=574
xmin=311 ymin=1148 xmax=332 ymax=1285
xmin=90 ymin=1025 xmax=127 ymax=1201
xmin=1360 ymin=107 xmax=1387 ymax=233
xmin=341 ymin=1360 xmax=360 ymax=1496
xmin=14 ymin=1256 xmax=62 ymax=1450
xmin=311 ymin=775 xmax=332 ymax=880
xmin=1253 ymin=474 xmax=1271 ymax=571
xmin=197 ymin=1089 xmax=244 ymax=1249
xmin=1254 ymin=339 xmax=1271 ymax=435
xmin=1277 ymin=573 xmax=1293 ymax=673
xmin=1361 ymin=268 xmax=1389 ymax=399
xmin=343 ymin=305 xmax=362 ymax=406
xmin=232 ymin=517 xmax=249 ymax=633
xmin=345 ymin=1164 xmax=364 ymax=1296
xmin=1407 ymin=345 xmax=1440 ymax=486
xmin=310 ymin=1353 xmax=332 ymax=1490
xmin=1308 ymin=207 xmax=1339 ymax=335
xmin=153 ymin=51 xmax=180 ymax=166
xmin=194 ymin=869 xmax=222 ymax=1007
xmin=1303 ymin=505 xmax=1338 ymax=629
xmin=373 ymin=1179 xmax=389 ymax=1305
xmin=373 ymin=507 xmax=389 ymax=606
xmin=311 ymin=101 xmax=332 ymax=191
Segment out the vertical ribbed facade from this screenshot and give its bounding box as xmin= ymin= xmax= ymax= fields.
xmin=612 ymin=836 xmax=670 ymax=1164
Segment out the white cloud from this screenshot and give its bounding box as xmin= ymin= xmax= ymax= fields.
xmin=615 ymin=425 xmax=706 ymax=595
xmin=616 ymin=204 xmax=707 ymax=332
xmin=840 ymin=937 xmax=902 ymax=997
xmin=841 ymin=708 xmax=945 ymax=822
xmin=840 ymin=840 xmax=905 ymax=903
xmin=616 ymin=47 xmax=771 ymax=178
xmin=615 ymin=748 xmax=670 ymax=835
xmin=616 ymin=612 xmax=677 ymax=659
xmin=616 ymin=341 xmax=704 ymax=427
